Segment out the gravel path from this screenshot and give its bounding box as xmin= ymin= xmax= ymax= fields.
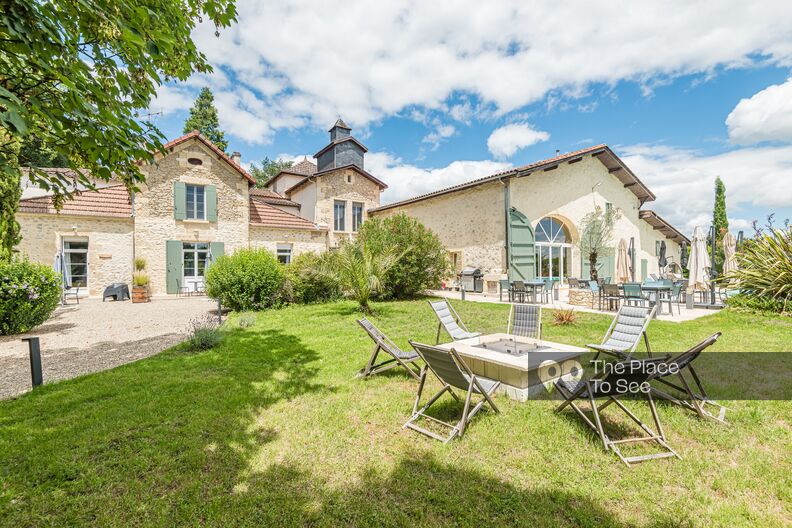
xmin=0 ymin=296 xmax=215 ymax=400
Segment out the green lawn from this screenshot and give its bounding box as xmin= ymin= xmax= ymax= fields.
xmin=1 ymin=300 xmax=791 ymax=527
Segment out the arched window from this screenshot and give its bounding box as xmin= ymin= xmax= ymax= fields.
xmin=535 ymin=217 xmax=572 ymax=283
xmin=535 ymin=217 xmax=570 ymax=243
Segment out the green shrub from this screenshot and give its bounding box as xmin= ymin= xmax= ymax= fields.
xmin=205 ymin=248 xmax=284 ymax=311
xmin=282 ymin=252 xmax=341 ymax=304
xmin=358 ymin=213 xmax=449 ymax=299
xmin=0 ymin=257 xmax=61 ymax=335
xmin=723 ymin=227 xmax=792 ymax=313
xmin=726 ymin=294 xmax=789 ymax=316
xmin=186 ymin=314 xmax=222 ymax=350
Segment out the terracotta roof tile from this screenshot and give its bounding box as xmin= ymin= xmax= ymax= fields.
xmin=291 ymin=158 xmax=317 ymax=176
xmin=249 ymin=199 xmax=322 ymax=230
xmin=18 ymin=185 xmax=132 ymax=218
xmin=249 ymin=188 xmax=301 ymax=208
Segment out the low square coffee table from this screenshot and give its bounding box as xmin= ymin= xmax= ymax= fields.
xmin=436 ymin=333 xmax=588 ymax=401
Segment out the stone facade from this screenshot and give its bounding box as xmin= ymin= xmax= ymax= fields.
xmin=314 ymin=167 xmax=381 ymax=247
xmin=16 ymin=214 xmax=133 ymax=296
xmin=135 ymin=141 xmax=251 ymax=294
xmin=249 ymin=227 xmax=327 ymax=256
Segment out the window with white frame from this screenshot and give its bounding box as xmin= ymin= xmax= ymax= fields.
xmin=276 ymin=244 xmax=293 ymax=264
xmin=352 ymin=202 xmax=364 ymax=232
xmin=185 ymin=184 xmax=206 ymax=220
xmin=62 ymin=238 xmax=89 ymax=289
xmin=183 ymin=242 xmax=210 ymax=279
xmin=334 ymin=200 xmax=346 ymax=231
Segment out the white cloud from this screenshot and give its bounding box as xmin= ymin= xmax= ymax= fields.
xmin=487 ymin=123 xmax=549 ymax=158
xmin=726 ymin=78 xmax=792 ymax=144
xmin=620 ymin=144 xmax=792 ymax=235
xmin=367 ymin=152 xmax=511 ymax=204
xmin=183 ymin=0 xmax=792 ymax=143
xmin=149 ymin=85 xmax=195 ymax=116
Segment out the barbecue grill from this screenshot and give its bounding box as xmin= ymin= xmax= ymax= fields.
xmin=459 ymin=267 xmax=483 ymax=293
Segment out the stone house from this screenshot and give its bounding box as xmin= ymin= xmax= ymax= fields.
xmin=15 ymin=120 xmax=386 ymax=296
xmin=368 ymin=144 xmax=688 ymax=294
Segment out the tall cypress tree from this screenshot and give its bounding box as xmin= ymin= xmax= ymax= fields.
xmin=712 ymin=176 xmax=729 ymax=273
xmin=183 ymin=88 xmax=228 ymax=151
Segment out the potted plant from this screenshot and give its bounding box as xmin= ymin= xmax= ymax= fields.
xmin=132 ymin=258 xmax=151 ymax=303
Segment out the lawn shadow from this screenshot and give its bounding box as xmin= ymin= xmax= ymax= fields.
xmin=0 ymin=327 xmax=328 ymax=524
xmin=230 ymin=453 xmax=646 ymax=526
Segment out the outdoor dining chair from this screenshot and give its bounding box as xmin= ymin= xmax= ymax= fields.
xmin=356 ymin=318 xmax=422 ymax=380
xmin=511 ymin=280 xmax=527 ymax=303
xmin=588 ymin=280 xmax=601 ymax=310
xmin=555 ymin=356 xmax=681 ymax=467
xmin=541 ymin=280 xmax=554 ymax=304
xmin=587 ymin=305 xmax=656 ymax=361
xmin=499 ymin=279 xmax=512 ymax=302
xmin=507 ymin=304 xmax=542 ymax=339
xmin=405 ymin=341 xmax=500 ymax=443
xmin=622 ymin=282 xmax=647 ymax=308
xmin=658 ymin=282 xmax=684 ymax=316
xmin=429 ymin=300 xmax=481 ymax=344
xmin=568 ymin=278 xmax=580 ymax=289
xmin=650 ymin=332 xmax=727 ymax=423
xmin=601 ymin=284 xmax=622 ymax=311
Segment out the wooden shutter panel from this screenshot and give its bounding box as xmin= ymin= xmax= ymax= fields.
xmin=165 ymin=240 xmax=182 ymax=294
xmin=173 ymin=182 xmax=186 ymax=220
xmin=209 ymin=241 xmax=224 ymax=260
xmin=206 ymin=185 xmax=217 ymax=222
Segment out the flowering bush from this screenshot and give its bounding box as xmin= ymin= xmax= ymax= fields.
xmin=205 ymin=248 xmax=284 ymax=311
xmin=0 ymin=258 xmax=61 ymax=335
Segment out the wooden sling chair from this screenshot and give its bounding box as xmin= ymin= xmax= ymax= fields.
xmin=507 ymin=303 xmax=542 ymax=339
xmin=356 ymin=318 xmax=422 ymax=381
xmin=429 ymin=299 xmax=481 ymax=344
xmin=555 ymin=356 xmax=681 ymax=467
xmin=650 ymin=332 xmax=727 ymax=423
xmin=587 ymin=305 xmax=656 ymax=362
xmin=404 ymin=341 xmax=500 ymax=443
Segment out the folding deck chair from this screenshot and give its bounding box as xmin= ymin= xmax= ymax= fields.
xmin=429 ymin=300 xmax=481 ymax=344
xmin=507 ymin=304 xmax=542 ymax=339
xmin=404 ymin=341 xmax=500 ymax=443
xmin=587 ymin=305 xmax=656 ymax=361
xmin=650 ymin=333 xmax=727 ymax=423
xmin=555 ymin=357 xmax=681 ymax=467
xmin=356 ymin=318 xmax=422 ymax=380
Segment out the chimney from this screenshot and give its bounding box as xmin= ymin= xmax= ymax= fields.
xmin=231 ymin=151 xmax=241 ymax=165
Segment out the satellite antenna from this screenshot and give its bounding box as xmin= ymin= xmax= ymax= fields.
xmin=136 ymin=108 xmax=163 ymax=123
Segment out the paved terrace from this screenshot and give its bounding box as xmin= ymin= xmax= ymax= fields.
xmin=429 ymin=287 xmax=719 ymax=323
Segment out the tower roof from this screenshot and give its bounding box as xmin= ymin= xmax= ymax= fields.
xmin=328 ymin=118 xmax=351 ymax=131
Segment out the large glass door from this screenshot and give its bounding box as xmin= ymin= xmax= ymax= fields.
xmin=183 ymin=242 xmax=209 ymax=292
xmin=534 ymin=217 xmax=572 ymax=283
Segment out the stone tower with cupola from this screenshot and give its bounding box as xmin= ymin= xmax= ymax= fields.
xmin=314 ymin=119 xmax=368 ymax=172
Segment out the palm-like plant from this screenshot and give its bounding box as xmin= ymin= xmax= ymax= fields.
xmin=317 ymin=239 xmax=401 ymax=313
xmin=723 ymin=227 xmax=792 ymax=313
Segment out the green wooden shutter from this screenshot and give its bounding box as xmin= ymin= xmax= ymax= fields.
xmin=206 ymin=185 xmax=217 ymax=222
xmin=166 ymin=240 xmax=183 ymax=294
xmin=507 ymin=207 xmax=536 ymax=281
xmin=173 ymin=182 xmax=186 ymax=220
xmin=209 ymin=241 xmax=224 ymax=260
xmin=641 ymin=259 xmax=648 ymax=282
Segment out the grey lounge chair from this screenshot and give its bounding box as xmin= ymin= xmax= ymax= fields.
xmin=357 ymin=318 xmax=421 ymax=380
xmin=429 ymin=300 xmax=481 ymax=344
xmin=507 ymin=304 xmax=542 ymax=339
xmin=555 ymin=357 xmax=681 ymax=467
xmin=587 ymin=305 xmax=656 ymax=361
xmin=650 ymin=333 xmax=727 ymax=423
xmin=404 ymin=341 xmax=500 ymax=443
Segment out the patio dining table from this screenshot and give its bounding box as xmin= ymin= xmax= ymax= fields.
xmin=437 ymin=333 xmax=588 ymax=401
xmin=640 ymin=282 xmax=672 ymax=315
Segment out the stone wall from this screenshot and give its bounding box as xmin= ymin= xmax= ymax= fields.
xmin=135 ymin=140 xmax=250 ymax=294
xmin=370 ymin=181 xmax=506 ymax=275
xmin=568 ymin=288 xmax=594 ymax=308
xmin=16 ymin=213 xmax=134 ymax=296
xmin=249 ymin=226 xmax=327 ymax=256
xmin=314 ymin=167 xmax=381 ymax=247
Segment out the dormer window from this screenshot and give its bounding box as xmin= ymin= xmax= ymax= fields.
xmin=185 ymin=184 xmax=206 ymax=220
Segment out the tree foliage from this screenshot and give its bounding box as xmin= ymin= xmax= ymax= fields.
xmin=316 ymin=240 xmax=400 ymax=313
xmin=250 ymin=157 xmax=294 ymax=187
xmin=712 ymin=176 xmax=729 ymax=273
xmin=358 ymin=213 xmax=449 ymax=299
xmin=182 ymin=87 xmax=228 ymax=151
xmin=205 ymin=248 xmax=284 ymax=311
xmin=578 ymin=206 xmax=620 ymax=281
xmin=0 ymin=0 xmax=237 ymax=250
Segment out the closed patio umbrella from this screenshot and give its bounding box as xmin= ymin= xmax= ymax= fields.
xmin=615 ymin=239 xmax=631 ymax=283
xmin=687 ymin=226 xmax=711 ymax=291
xmin=658 ymin=240 xmax=667 ymax=270
xmin=723 ymin=232 xmax=738 ymax=275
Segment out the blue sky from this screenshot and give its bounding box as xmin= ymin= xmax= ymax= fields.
xmin=150 ymin=1 xmax=792 ymax=236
